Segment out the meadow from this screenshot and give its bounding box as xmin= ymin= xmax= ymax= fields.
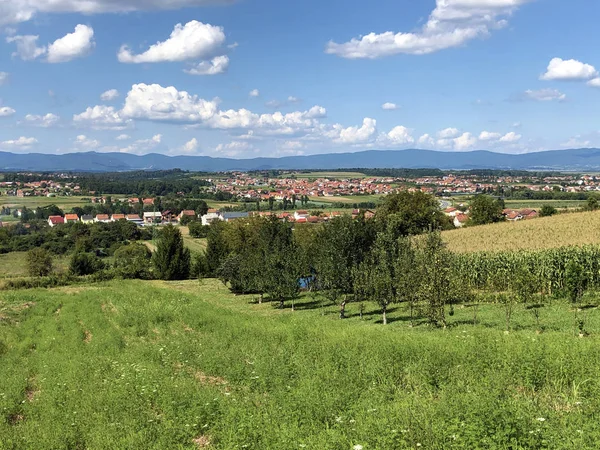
xmin=504 ymin=199 xmax=586 ymax=210
xmin=0 ymin=195 xmax=90 ymax=211
xmin=2 ymin=279 xmax=600 ymax=449
xmin=0 ymin=252 xmax=69 ymax=280
xmin=443 ymin=210 xmax=600 ymax=253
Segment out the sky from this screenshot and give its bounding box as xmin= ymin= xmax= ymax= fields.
xmin=0 ymin=0 xmax=599 ymax=159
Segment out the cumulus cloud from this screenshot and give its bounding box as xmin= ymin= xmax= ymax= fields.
xmin=438 ymin=127 xmax=460 ymax=139
xmin=0 ymin=0 xmax=236 ymax=25
xmin=6 ymin=34 xmax=46 ymax=61
xmin=540 ymin=58 xmax=598 ymax=81
xmin=8 ymin=25 xmax=94 ymax=63
xmin=587 ymin=78 xmax=600 ymax=88
xmin=181 ymin=138 xmax=200 ymax=154
xmin=524 ymin=88 xmax=566 ymax=102
xmin=249 ymin=89 xmax=260 ymax=98
xmin=73 ymin=105 xmax=132 ymax=130
xmin=118 ymin=21 xmax=226 ymax=64
xmin=479 ymin=131 xmax=501 ymax=141
xmin=184 ymin=55 xmax=229 ymax=75
xmin=332 ymin=118 xmax=377 ymax=144
xmin=47 ymin=24 xmax=94 ymax=63
xmin=381 ymin=102 xmax=399 ymax=110
xmin=417 ymin=133 xmax=435 ymax=148
xmin=119 ymin=134 xmax=163 ymax=154
xmin=0 ymin=106 xmax=16 ymax=117
xmin=326 ymin=0 xmax=530 ymax=58
xmin=115 ymin=134 xmax=131 ymax=141
xmin=499 ymin=131 xmax=521 ymax=142
xmin=383 ymin=125 xmax=414 ymax=146
xmin=1 ymin=136 xmax=38 ymax=148
xmin=74 ymin=134 xmax=100 ymax=149
xmin=24 ymin=113 xmax=59 ymax=127
xmin=100 ymin=89 xmax=119 ymax=101
xmin=215 ymin=141 xmax=256 ymax=157
xmin=453 ymin=132 xmax=478 ymax=150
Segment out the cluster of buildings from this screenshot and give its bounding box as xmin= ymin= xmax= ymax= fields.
xmin=46 ymin=210 xmax=199 ymax=228
xmin=443 ymin=205 xmax=539 ymax=227
xmin=201 ymin=208 xmax=375 ymax=226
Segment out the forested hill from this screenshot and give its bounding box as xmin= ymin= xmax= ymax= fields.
xmin=2 ymin=148 xmax=600 ymax=172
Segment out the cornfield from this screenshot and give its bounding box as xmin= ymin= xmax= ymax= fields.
xmin=443 ymin=210 xmax=600 ymax=253
xmin=454 ymin=245 xmax=600 ymax=295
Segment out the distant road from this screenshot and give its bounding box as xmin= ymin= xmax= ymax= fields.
xmin=439 ymin=200 xmax=451 ymax=210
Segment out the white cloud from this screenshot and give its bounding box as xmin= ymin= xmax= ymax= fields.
xmin=47 ymin=24 xmax=94 ymax=63
xmin=119 ymin=134 xmax=162 ymax=154
xmin=417 ymin=133 xmax=435 ymax=147
xmin=214 ymin=141 xmax=256 ymax=157
xmin=0 ymin=72 xmax=8 ymax=85
xmin=177 ymin=138 xmax=200 ymax=154
xmin=184 ymin=55 xmax=229 ymax=75
xmin=1 ymin=0 xmax=236 ymax=25
xmin=383 ymin=125 xmax=414 ymax=145
xmin=0 ymin=106 xmax=16 ymax=117
xmin=115 ymin=134 xmax=130 ymax=141
xmin=499 ymin=131 xmax=522 ymax=142
xmin=381 ymin=102 xmax=399 ymax=110
xmin=333 ymin=118 xmax=377 ymax=144
xmin=438 ymin=127 xmax=460 ymax=138
xmin=7 ymin=34 xmax=46 ymax=61
xmin=453 ymin=132 xmax=478 ymax=150
xmin=479 ymin=131 xmax=501 ymax=141
xmin=118 ymin=21 xmax=226 ymax=64
xmin=587 ymin=78 xmax=600 ymax=88
xmin=100 ymin=89 xmax=119 ymax=101
xmin=75 ymin=134 xmax=100 ymax=149
xmin=287 ymin=96 xmax=300 ymax=103
xmin=24 ymin=113 xmax=59 ymax=127
xmin=73 ymin=105 xmax=132 ymax=130
xmin=540 ymin=58 xmax=598 ymax=81
xmin=1 ymin=136 xmax=38 ymax=148
xmin=7 ymin=25 xmax=94 ymax=63
xmin=249 ymin=89 xmax=260 ymax=98
xmin=562 ymin=136 xmax=592 ymax=148
xmin=326 ymin=0 xmax=530 ymax=58
xmin=524 ymin=88 xmax=566 ymax=102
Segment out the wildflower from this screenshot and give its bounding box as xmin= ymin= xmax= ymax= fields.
xmin=536 ymin=417 xmax=546 ymax=422
xmin=353 ymin=445 xmax=363 ymax=450
xmin=335 ymin=416 xmax=343 ymax=423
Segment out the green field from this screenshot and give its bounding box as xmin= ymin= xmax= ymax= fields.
xmin=309 ymin=195 xmax=384 ymax=205
xmin=0 ymin=252 xmax=70 ymax=280
xmin=504 ymin=199 xmax=586 ymax=210
xmin=0 ymin=195 xmax=90 ymax=211
xmin=2 ymin=279 xmax=600 ymax=448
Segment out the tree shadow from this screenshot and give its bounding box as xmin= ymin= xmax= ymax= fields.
xmin=293 ymin=299 xmax=327 ymax=311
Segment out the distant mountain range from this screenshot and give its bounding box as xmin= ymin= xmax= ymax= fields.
xmin=0 ymin=148 xmax=599 ymax=172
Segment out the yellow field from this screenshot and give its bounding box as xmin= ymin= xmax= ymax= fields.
xmin=443 ymin=210 xmax=600 ymax=253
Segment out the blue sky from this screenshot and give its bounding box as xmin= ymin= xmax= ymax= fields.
xmin=0 ymin=0 xmax=599 ymax=158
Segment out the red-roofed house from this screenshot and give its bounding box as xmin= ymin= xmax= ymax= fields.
xmin=111 ymin=214 xmax=126 ymax=222
xmin=95 ymin=214 xmax=110 ymax=223
xmin=178 ymin=210 xmax=197 ymax=223
xmin=454 ymin=214 xmax=469 ymax=228
xmin=48 ymin=216 xmax=64 ymax=227
xmin=64 ymin=214 xmax=79 ymax=223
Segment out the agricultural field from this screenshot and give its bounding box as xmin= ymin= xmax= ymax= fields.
xmin=0 ymin=252 xmax=70 ymax=280
xmin=0 ymin=195 xmax=90 ymax=211
xmin=2 ymin=279 xmax=600 ymax=449
xmin=308 ymin=194 xmax=384 ymax=205
xmin=504 ymin=199 xmax=586 ymax=210
xmin=443 ymin=210 xmax=600 ymax=253
xmin=143 ymin=226 xmax=207 ymax=254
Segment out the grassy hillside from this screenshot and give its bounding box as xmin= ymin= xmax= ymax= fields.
xmin=443 ymin=210 xmax=600 ymax=253
xmin=2 ymin=279 xmax=600 ymax=448
xmin=0 ymin=252 xmax=69 ymax=280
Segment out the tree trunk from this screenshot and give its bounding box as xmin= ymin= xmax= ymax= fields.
xmin=259 ymin=293 xmax=263 ymax=304
xmin=382 ymin=304 xmax=387 ymax=325
xmin=291 ymin=298 xmax=295 ymax=311
xmin=279 ymin=298 xmax=285 ymax=309
xmin=339 ymin=295 xmax=347 ymax=319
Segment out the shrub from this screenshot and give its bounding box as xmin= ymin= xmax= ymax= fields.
xmin=188 ymin=221 xmax=209 ymax=238
xmin=152 ymin=225 xmax=190 ymax=280
xmin=114 ymin=243 xmax=153 ymax=279
xmin=69 ymin=252 xmax=106 ymax=276
xmin=26 ymin=248 xmax=53 ymax=277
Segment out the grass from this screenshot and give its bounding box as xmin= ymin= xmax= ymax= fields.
xmin=308 ymin=195 xmax=384 ymax=205
xmin=0 ymin=196 xmax=90 ymax=211
xmin=443 ymin=209 xmax=600 ymax=253
xmin=505 ymin=199 xmax=586 ymax=210
xmin=180 ymin=227 xmax=208 ymax=253
xmin=1 ymin=279 xmax=600 ymax=448
xmin=0 ymin=252 xmax=69 ymax=279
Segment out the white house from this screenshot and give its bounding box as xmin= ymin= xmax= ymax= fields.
xmin=294 ymin=210 xmax=310 ymax=221
xmin=201 ymin=209 xmax=223 ymax=226
xmin=143 ymin=212 xmax=163 ymax=224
